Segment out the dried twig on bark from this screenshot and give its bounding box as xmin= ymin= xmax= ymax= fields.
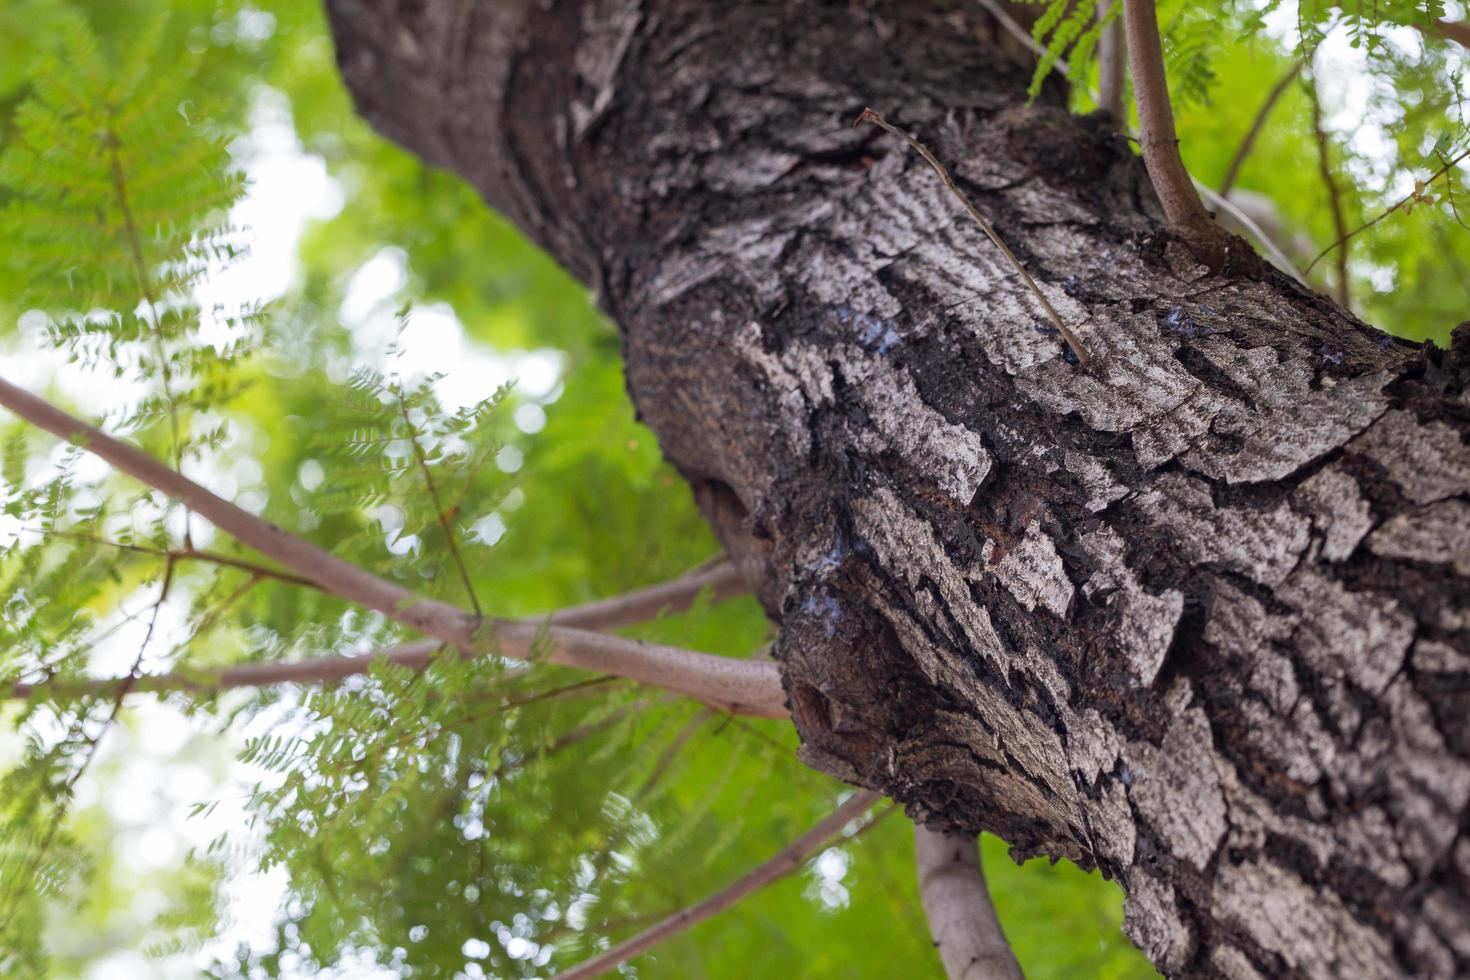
xmin=856 ymin=108 xmax=1091 ymax=366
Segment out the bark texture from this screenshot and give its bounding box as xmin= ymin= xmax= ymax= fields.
xmin=325 ymin=1 xmax=1470 ymax=976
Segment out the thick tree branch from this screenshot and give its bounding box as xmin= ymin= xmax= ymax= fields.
xmin=914 ymin=825 xmax=1023 ymax=980
xmin=0 ymin=376 xmax=785 ymax=718
xmin=325 ymin=2 xmax=1470 ymax=974
xmin=553 ymin=790 xmax=882 ymax=980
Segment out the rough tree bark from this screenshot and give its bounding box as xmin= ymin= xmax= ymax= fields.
xmin=324 ymin=1 xmax=1470 ymax=976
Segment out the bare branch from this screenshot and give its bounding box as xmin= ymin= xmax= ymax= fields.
xmin=1218 ymin=60 xmax=1303 ymax=198
xmin=0 ymin=375 xmax=786 ymax=718
xmin=1097 ymin=0 xmax=1127 ymax=123
xmin=974 ymin=0 xmax=1072 ymax=76
xmin=8 ymin=638 xmax=444 ymax=700
xmin=1305 ymin=69 xmax=1351 ymax=308
xmin=40 ymin=529 xmax=322 ymax=591
xmin=548 ymin=561 xmax=746 ymax=631
xmin=914 ymin=825 xmax=1023 ymax=980
xmin=553 ymin=790 xmax=883 ymax=980
xmin=1121 ymin=0 xmax=1223 ymax=240
xmin=1305 ymin=144 xmax=1470 ymax=275
xmin=1193 ymin=181 xmax=1306 ymax=282
xmin=856 ymin=108 xmax=1091 ymax=366
xmin=7 ymin=562 xmax=749 ymax=703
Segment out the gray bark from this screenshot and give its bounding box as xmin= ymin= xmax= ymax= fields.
xmin=324 ymin=1 xmax=1470 ymax=976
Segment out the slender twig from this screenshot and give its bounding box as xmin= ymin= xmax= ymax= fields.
xmin=573 ymin=706 xmax=719 ymax=902
xmin=1435 ymin=224 xmax=1470 ymax=306
xmin=974 ymin=0 xmax=1072 ymax=76
xmin=0 ymin=376 xmax=787 ymax=718
xmin=1193 ymin=182 xmax=1305 ymax=281
xmin=318 ymin=673 xmax=625 ymax=780
xmin=553 ymin=790 xmax=883 ymax=980
xmin=856 ymin=109 xmax=1091 ymax=366
xmin=1304 ymin=70 xmax=1351 ymax=307
xmin=1097 ymin=0 xmax=1127 ymax=122
xmin=1121 ymin=0 xmax=1223 ymax=240
xmin=487 ymin=699 xmax=654 ymax=783
xmin=104 ymin=118 xmax=193 ymax=551
xmin=396 ymin=391 xmax=482 ymax=616
xmin=548 ymin=561 xmax=745 ymax=631
xmin=0 ymin=557 xmax=175 ymax=939
xmin=1304 ymin=145 xmax=1470 ymax=275
xmin=1218 ymin=60 xmax=1303 ymax=198
xmin=39 ymin=529 xmax=321 ymax=591
xmin=914 ymin=825 xmax=1023 ymax=980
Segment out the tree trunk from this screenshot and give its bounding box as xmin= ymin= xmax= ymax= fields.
xmin=324 ymin=1 xmax=1470 ymax=975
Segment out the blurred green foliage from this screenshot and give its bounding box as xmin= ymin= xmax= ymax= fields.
xmin=1 ymin=0 xmax=1466 ymax=976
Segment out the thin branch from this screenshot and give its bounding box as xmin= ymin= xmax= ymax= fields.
xmin=104 ymin=118 xmax=194 ymax=552
xmin=974 ymin=0 xmax=1072 ymax=76
xmin=1097 ymin=0 xmax=1127 ymax=123
xmin=0 ymin=557 xmax=175 ymax=939
xmin=548 ymin=561 xmax=745 ymax=631
xmin=553 ymin=790 xmax=883 ymax=980
xmin=856 ymin=109 xmax=1091 ymax=366
xmin=8 ymin=562 xmax=749 ymax=702
xmin=0 ymin=376 xmax=787 ymax=718
xmin=636 ymin=707 xmax=715 ymax=799
xmin=1305 ymin=144 xmax=1470 ymax=275
xmin=1121 ymin=0 xmax=1223 ymax=240
xmin=1218 ymin=60 xmax=1303 ymax=198
xmin=397 ymin=391 xmax=482 ymax=616
xmin=914 ymin=825 xmax=1023 ymax=980
xmin=8 ymin=638 xmax=443 ymax=699
xmin=40 ymin=529 xmax=321 ymax=591
xmin=1193 ymin=181 xmax=1305 ymax=282
xmin=1305 ymin=70 xmax=1351 ymax=308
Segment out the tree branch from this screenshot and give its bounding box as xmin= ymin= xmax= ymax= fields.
xmin=1218 ymin=60 xmax=1303 ymax=198
xmin=40 ymin=529 xmax=322 ymax=591
xmin=1193 ymin=181 xmax=1305 ymax=281
xmin=1121 ymin=0 xmax=1223 ymax=241
xmin=548 ymin=561 xmax=746 ymax=631
xmin=914 ymin=825 xmax=1023 ymax=980
xmin=552 ymin=790 xmax=883 ymax=980
xmin=6 ymin=562 xmax=747 ymax=702
xmin=974 ymin=0 xmax=1072 ymax=76
xmin=1304 ymin=144 xmax=1470 ymax=275
xmin=1305 ymin=68 xmax=1351 ymax=308
xmin=0 ymin=375 xmax=786 ymax=718
xmin=1097 ymin=0 xmax=1127 ymax=123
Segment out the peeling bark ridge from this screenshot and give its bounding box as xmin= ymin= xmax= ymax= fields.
xmin=326 ymin=2 xmax=1470 ymax=976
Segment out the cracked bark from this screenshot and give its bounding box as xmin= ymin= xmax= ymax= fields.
xmin=325 ymin=1 xmax=1470 ymax=976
